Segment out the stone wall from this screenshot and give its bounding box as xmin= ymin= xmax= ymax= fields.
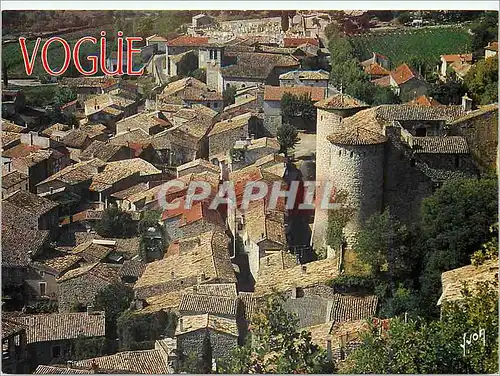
xmin=208 ymin=330 xmax=238 ymax=360
xmin=57 ymin=274 xmax=110 ymax=312
xmin=209 ymin=125 xmax=248 ymax=159
xmin=328 ymin=142 xmax=386 ymax=246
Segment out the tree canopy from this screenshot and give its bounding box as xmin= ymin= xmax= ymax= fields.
xmin=94 ymin=206 xmax=137 ymax=238
xmin=276 ymin=122 xmax=300 ymax=157
xmin=218 ymin=294 xmax=335 ymax=373
xmin=464 ymin=55 xmax=498 ymax=105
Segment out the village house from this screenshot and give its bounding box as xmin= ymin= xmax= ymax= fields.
xmin=2 ymin=318 xmax=29 ymax=374
xmin=175 ymin=313 xmax=239 ymax=367
xmin=2 ymin=170 xmax=29 ymax=198
xmin=231 ymin=136 xmax=281 ymax=170
xmin=111 ymin=182 xmax=166 ymax=213
xmin=263 ymin=85 xmax=325 ymax=135
xmin=133 ymin=228 xmax=236 ymax=304
xmin=439 ymin=53 xmax=473 ymax=80
xmin=2 ymin=144 xmax=69 ymax=192
xmin=213 ymin=51 xmax=300 ymax=92
xmin=484 ymin=41 xmax=498 ymax=59
xmin=437 ymin=258 xmax=497 ymax=308
xmin=160 ymin=77 xmax=224 ymax=112
xmin=56 ymin=262 xmax=122 ymax=312
xmin=115 ymin=111 xmax=172 ymax=136
xmin=41 ymin=123 xmax=72 ymax=141
xmin=26 ymin=250 xmax=83 ymax=302
xmin=2 ymin=131 xmax=21 ymax=151
xmin=388 ymin=63 xmax=428 ymax=101
xmin=79 ymin=140 xmax=134 ymax=162
xmin=409 ymin=95 xmax=443 ymax=107
xmin=88 ymin=158 xmax=162 ymax=209
xmin=162 ymin=199 xmax=225 ymax=243
xmin=166 ymin=36 xmax=210 ymax=77
xmin=146 ymin=34 xmax=169 ymax=54
xmin=84 ymin=94 xmax=138 ymax=132
xmin=364 ymin=62 xmax=391 ymax=81
xmin=150 ymin=128 xmax=204 ymax=166
xmin=279 ymin=69 xmax=329 ymax=88
xmin=60 ymin=123 xmax=109 ymax=161
xmin=5 ymin=190 xmax=59 ymax=238
xmin=208 ymin=112 xmax=252 ymax=162
xmin=119 ymin=258 xmax=147 ymax=284
xmin=2 ymin=202 xmax=50 ymax=307
xmin=360 ymin=51 xmax=391 ymax=70
xmin=60 ymin=76 xmax=120 ymax=103
xmin=12 ymin=310 xmax=105 ymax=370
xmin=176 ymin=158 xmax=221 ymax=177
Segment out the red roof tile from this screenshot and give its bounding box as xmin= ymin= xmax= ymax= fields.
xmin=409 ymin=95 xmax=442 ymax=107
xmin=167 ymin=36 xmax=209 ymax=47
xmin=390 ymin=63 xmax=420 ymax=86
xmin=364 ymin=62 xmax=390 ymax=76
xmin=371 ymin=75 xmax=391 ymax=87
xmin=264 ymin=85 xmax=325 ymax=102
xmin=485 ymin=41 xmax=498 ymax=51
xmin=283 ymin=37 xmax=319 ymax=48
xmin=441 ymin=53 xmax=473 ymax=63
xmin=161 ymin=200 xmax=223 ymax=227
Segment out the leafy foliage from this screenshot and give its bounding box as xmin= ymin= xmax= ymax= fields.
xmin=276 ymin=122 xmax=300 ymax=156
xmin=117 ymin=310 xmax=176 ymax=351
xmin=464 ymin=55 xmax=498 ymax=105
xmin=471 ymin=225 xmax=498 ymax=266
xmin=218 ymin=294 xmax=335 ymax=373
xmin=94 ymin=206 xmax=137 ymax=238
xmin=470 ymin=11 xmax=498 ymax=52
xmin=341 ymin=278 xmax=499 ymax=374
xmin=70 ymin=336 xmax=108 ymax=361
xmin=428 ymin=79 xmax=468 ymax=105
xmin=223 ymin=85 xmax=237 ymax=107
xmin=93 ymin=282 xmax=134 ymax=338
xmin=280 ymin=92 xmax=316 ymax=124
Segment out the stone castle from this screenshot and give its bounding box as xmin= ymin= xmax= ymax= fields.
xmin=312 ymin=94 xmax=481 ymax=254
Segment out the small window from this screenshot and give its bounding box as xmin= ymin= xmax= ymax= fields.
xmin=14 ymin=335 xmax=20 ymax=347
xmin=454 ymin=155 xmax=460 ymax=168
xmin=321 ymin=115 xmax=323 ymax=121
xmin=39 ymin=270 xmax=45 ymax=277
xmin=51 ymin=346 xmax=61 ymax=359
xmin=350 ymin=151 xmax=354 ymax=158
xmin=39 ymin=282 xmax=46 ymax=296
xmin=338 ymin=150 xmax=341 ymax=157
xmin=214 ymin=102 xmax=218 ymax=108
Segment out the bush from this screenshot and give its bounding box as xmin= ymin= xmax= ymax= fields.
xmin=94 ymin=206 xmax=137 ymax=238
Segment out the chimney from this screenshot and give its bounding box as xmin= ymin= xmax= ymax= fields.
xmin=462 ymin=93 xmax=473 ymax=112
xmin=179 ymin=318 xmax=184 ymax=332
xmin=291 ymin=286 xmax=297 ymax=299
xmin=87 ymin=305 xmax=93 ymax=315
xmin=326 ymin=340 xmax=333 ymax=361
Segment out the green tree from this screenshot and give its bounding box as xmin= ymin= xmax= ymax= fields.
xmin=341 ymin=278 xmax=499 ymax=374
xmin=71 ymin=336 xmax=108 ymax=361
xmin=94 ymin=206 xmax=137 ymax=238
xmin=280 ymin=92 xmax=316 ymax=125
xmin=464 ymin=55 xmax=498 ymax=105
xmin=418 ymin=178 xmax=498 ymax=317
xmin=93 ymin=282 xmax=134 ymax=338
xmin=276 ymin=122 xmax=300 ymax=156
xmin=223 ymin=85 xmax=237 ymax=107
xmin=428 ymin=79 xmax=468 ymax=105
xmin=136 ymin=16 xmax=154 ymax=38
xmin=188 ymin=68 xmax=206 ymax=83
xmin=218 ymin=294 xmax=335 ymax=373
xmin=470 ymin=11 xmax=498 ymax=52
xmin=53 ymin=87 xmax=77 ymax=109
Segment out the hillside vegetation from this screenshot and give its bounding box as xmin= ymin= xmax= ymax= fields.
xmin=349 ymin=26 xmax=472 ymax=69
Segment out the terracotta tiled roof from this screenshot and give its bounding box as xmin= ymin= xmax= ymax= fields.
xmin=328 ymin=294 xmax=378 ymax=322
xmin=371 ymin=75 xmax=391 ymax=87
xmin=412 ymin=136 xmax=469 ymax=154
xmin=2 ymin=119 xmax=26 ymax=133
xmin=84 ymin=94 xmax=135 ymax=117
xmin=315 ymin=93 xmax=368 ymax=110
xmin=57 ymin=262 xmax=121 ymax=284
xmin=175 ymin=313 xmax=238 ymax=337
xmin=5 ymin=190 xmax=58 ymax=216
xmin=2 ymin=170 xmax=28 ymax=189
xmin=448 ymin=103 xmax=498 ymax=125
xmin=390 ymin=63 xmax=422 ymax=86
xmin=450 ymin=60 xmax=472 ymax=77
xmin=166 ymin=35 xmax=209 ymax=47
xmin=80 ymin=140 xmax=126 ymax=162
xmin=42 ymin=123 xmax=71 ymax=137
xmin=75 ymin=350 xmax=169 ymax=374
xmin=89 ymin=158 xmax=161 ymax=192
xmin=485 ymin=41 xmax=498 ymax=51
xmin=283 ymin=37 xmax=319 ymax=48
xmin=179 ymin=293 xmax=239 ymax=317
xmin=2 ymin=131 xmax=21 ymax=148
xmin=364 ymin=62 xmax=390 ymax=76
xmin=119 ymin=259 xmax=146 ymax=279
xmin=279 ymin=69 xmax=329 ymax=80
xmin=116 ymin=112 xmax=171 ymax=133
xmin=15 ymin=311 xmax=105 ymax=344
xmin=110 ymin=182 xmax=149 ymax=200
xmin=34 ymin=365 xmax=93 ymax=374
xmin=176 ymin=158 xmax=221 ymax=174
xmin=2 ymin=318 xmax=26 ymax=339
xmin=208 ymin=112 xmax=252 ymax=137
xmin=307 ymin=319 xmax=368 ymax=350
xmin=146 ymin=34 xmax=168 ymax=42
xmin=327 ymin=127 xmax=387 ymax=146
xmin=196 ymin=283 xmax=238 ymax=297
xmin=161 ymin=200 xmax=224 ymax=227
xmin=441 ymin=53 xmax=473 ymax=63
xmin=409 ymin=95 xmax=442 ymax=107
xmin=2 ymin=201 xmax=49 ymax=267
xmin=32 ymin=251 xmax=83 ymax=276
xmin=254 ymin=258 xmax=339 ymax=297
xmin=375 ymin=104 xmax=465 ymax=122
xmin=221 ymin=52 xmax=299 ymax=80
xmin=239 ymin=292 xmax=256 ymax=320
xmin=244 ymin=200 xmax=286 ymax=246
xmin=134 ymin=229 xmax=236 ymax=299
xmin=60 ymin=76 xmax=119 ymax=89
xmin=264 ymin=85 xmax=325 ymax=102
xmin=38 ymin=158 xmax=105 ymax=186
xmin=438 ymin=259 xmax=498 ymax=305
xmin=109 ymin=128 xmax=151 ymax=146
xmin=69 ymin=241 xmax=114 ymax=263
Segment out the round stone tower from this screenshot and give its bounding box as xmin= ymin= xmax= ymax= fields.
xmin=312 ymin=94 xmax=369 ymax=250
xmin=326 ymin=126 xmax=387 ymax=246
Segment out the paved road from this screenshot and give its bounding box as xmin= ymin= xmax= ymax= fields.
xmin=293 ymin=132 xmax=316 ymax=159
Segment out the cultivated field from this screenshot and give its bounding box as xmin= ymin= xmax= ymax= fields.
xmin=349 ymin=26 xmax=473 ymax=68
